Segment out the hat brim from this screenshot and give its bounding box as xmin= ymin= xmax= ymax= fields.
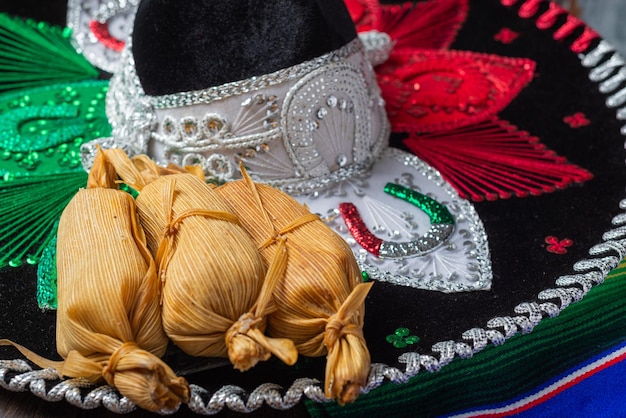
xmin=1 ymin=0 xmax=626 ymax=415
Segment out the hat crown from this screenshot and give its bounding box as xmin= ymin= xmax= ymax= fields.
xmin=132 ymin=0 xmax=358 ymax=95
xmin=90 ymin=1 xmax=390 ymax=193
xmin=97 ymin=36 xmax=389 ymax=193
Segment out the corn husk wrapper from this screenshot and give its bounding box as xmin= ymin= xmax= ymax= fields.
xmin=103 ymin=149 xmax=297 ymax=371
xmin=2 ymin=151 xmax=190 ymax=412
xmin=215 ymin=169 xmax=373 ymax=404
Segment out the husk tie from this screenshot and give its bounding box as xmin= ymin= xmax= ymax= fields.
xmin=101 ymin=149 xmax=298 ymax=371
xmin=323 ymin=282 xmax=373 ymax=404
xmin=215 ymin=165 xmax=373 ymax=404
xmin=154 ymin=176 xmax=240 ymax=299
xmin=1 ymin=149 xmax=190 ymax=412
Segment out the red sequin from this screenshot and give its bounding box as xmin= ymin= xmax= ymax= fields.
xmin=378 ymin=49 xmax=535 ymax=133
xmin=494 ymin=28 xmax=519 ymax=44
xmin=339 ymin=203 xmax=382 ymax=257
xmin=563 ymin=112 xmax=590 ymax=128
xmin=343 ymin=0 xmax=595 ymax=201
xmin=545 ymin=236 xmax=573 ymax=254
xmin=89 ymin=20 xmax=125 ymax=52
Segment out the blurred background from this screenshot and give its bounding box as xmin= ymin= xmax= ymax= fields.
xmin=559 ymin=0 xmax=626 ymax=56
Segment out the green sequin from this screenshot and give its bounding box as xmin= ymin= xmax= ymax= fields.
xmin=386 ymin=327 xmax=420 ymax=349
xmin=361 ymin=270 xmax=370 ymax=282
xmin=0 ymin=81 xmax=110 ymax=176
xmin=384 ymin=183 xmax=455 ymax=225
xmin=0 ymin=105 xmax=85 ymax=152
xmin=36 ymin=233 xmax=57 ymax=310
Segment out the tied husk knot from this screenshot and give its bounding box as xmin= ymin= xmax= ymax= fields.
xmin=101 ymin=342 xmax=190 ymax=412
xmin=225 ymin=313 xmax=271 ymax=371
xmin=322 ymin=282 xmax=373 ymax=405
xmin=3 ymin=149 xmax=193 ymax=412
xmin=225 ymin=238 xmax=298 ymax=371
xmin=215 ymin=164 xmax=373 ymax=404
xmin=101 ymin=149 xmax=298 ymax=370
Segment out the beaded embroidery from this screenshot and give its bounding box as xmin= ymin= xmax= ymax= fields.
xmin=386 ymin=328 xmax=420 ymax=349
xmin=349 ymin=0 xmax=593 ymax=202
xmin=545 ymin=236 xmax=574 ymax=254
xmin=563 ymin=112 xmax=591 ymax=128
xmin=66 ymin=0 xmax=139 ymax=73
xmin=339 ymin=183 xmax=455 ymax=259
xmin=307 ymin=148 xmax=492 ymax=292
xmin=84 ymin=37 xmax=390 ymax=192
xmin=494 ymin=28 xmax=520 ymax=44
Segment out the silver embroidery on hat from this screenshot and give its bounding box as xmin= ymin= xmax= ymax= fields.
xmin=82 ymin=37 xmax=389 ymax=190
xmin=80 ymin=35 xmax=493 ymax=293
xmin=66 ymin=0 xmax=139 ymax=73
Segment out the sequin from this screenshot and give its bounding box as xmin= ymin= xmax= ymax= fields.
xmin=0 ymin=81 xmax=110 ymax=177
xmin=545 ymin=236 xmax=574 ymax=254
xmin=36 ymin=234 xmax=58 ymax=310
xmin=494 ymin=28 xmax=519 ymax=44
xmin=563 ymin=112 xmax=590 ymax=128
xmin=386 ymin=327 xmax=420 ymax=349
xmin=89 ymin=20 xmax=125 ymax=52
xmin=340 ymin=183 xmax=455 ymax=259
xmin=85 ymin=37 xmax=390 ymax=194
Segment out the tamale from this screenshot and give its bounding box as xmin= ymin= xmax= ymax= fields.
xmin=1 ymin=150 xmax=190 ymax=412
xmin=215 ymin=168 xmax=373 ymax=405
xmin=102 ymin=149 xmax=297 ymax=371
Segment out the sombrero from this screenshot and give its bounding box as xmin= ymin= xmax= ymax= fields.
xmin=1 ymin=0 xmax=626 ymax=416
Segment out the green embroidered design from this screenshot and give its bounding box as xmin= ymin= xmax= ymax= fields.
xmin=0 ymin=105 xmax=85 ymax=152
xmin=0 ymin=171 xmax=87 ymax=269
xmin=384 ymin=183 xmax=455 ymax=225
xmin=0 ymin=81 xmax=110 ymax=176
xmin=37 ymin=232 xmax=57 ymax=310
xmin=0 ymin=14 xmax=98 ymax=93
xmin=386 ymin=327 xmax=420 ymax=349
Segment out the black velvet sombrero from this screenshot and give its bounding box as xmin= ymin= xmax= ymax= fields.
xmin=1 ymin=0 xmax=626 ymax=416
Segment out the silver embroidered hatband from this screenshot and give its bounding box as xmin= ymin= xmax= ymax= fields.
xmin=83 ymin=36 xmax=391 ymax=195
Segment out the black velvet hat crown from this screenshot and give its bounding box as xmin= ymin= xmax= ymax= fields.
xmin=2 ymin=0 xmax=626 ymax=416
xmin=132 ymin=0 xmax=358 ymax=94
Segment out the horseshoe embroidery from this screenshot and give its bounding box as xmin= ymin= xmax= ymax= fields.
xmin=339 ymin=183 xmax=455 ymax=259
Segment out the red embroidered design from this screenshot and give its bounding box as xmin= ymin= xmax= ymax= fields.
xmin=89 ymin=20 xmax=125 ymax=52
xmin=563 ymin=112 xmax=590 ymax=128
xmin=378 ymin=49 xmax=535 ymax=133
xmin=501 ymin=0 xmax=599 ymax=53
xmin=343 ymin=0 xmax=380 ymax=31
xmin=403 ymin=119 xmax=593 ymax=201
xmin=339 ymin=202 xmax=383 ymax=256
xmin=518 ymin=0 xmax=543 ymax=19
xmin=545 ymin=236 xmax=573 ymax=254
xmin=344 ymin=0 xmax=594 ymax=201
xmin=494 ymin=28 xmax=519 ymax=44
